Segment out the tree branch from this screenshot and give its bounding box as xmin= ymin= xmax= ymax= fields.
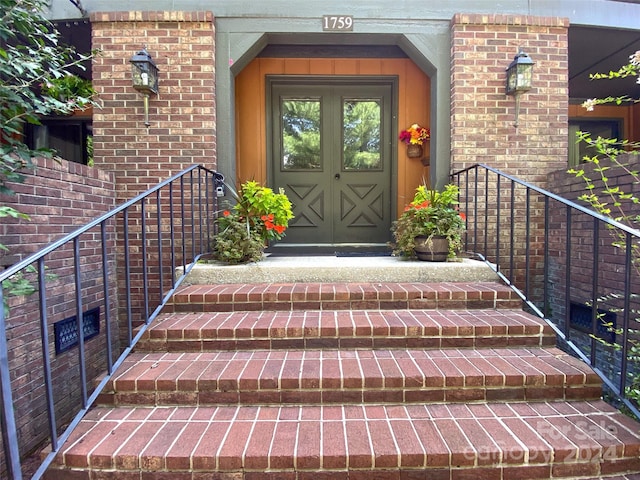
xmin=68 ymin=0 xmax=87 ymax=16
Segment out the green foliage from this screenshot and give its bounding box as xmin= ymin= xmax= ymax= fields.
xmin=0 ymin=0 xmax=96 ymax=312
xmin=568 ymin=49 xmax=640 ymax=406
xmin=213 ymin=215 xmax=265 ymax=265
xmin=0 ymin=0 xmax=97 ymax=195
xmin=567 ymin=130 xmax=640 ymax=277
xmin=213 ymin=180 xmax=294 ymax=264
xmin=230 ymin=180 xmax=294 ymax=243
xmin=390 ymin=184 xmax=465 ymax=259
xmin=41 ymin=74 xmax=96 ymax=103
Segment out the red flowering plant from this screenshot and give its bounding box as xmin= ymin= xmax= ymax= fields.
xmin=214 ymin=180 xmax=294 ymax=264
xmin=390 ymin=183 xmax=465 ymax=259
xmin=399 ymin=123 xmax=430 ymax=145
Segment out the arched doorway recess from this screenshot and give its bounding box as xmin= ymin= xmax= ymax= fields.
xmin=231 ymin=37 xmax=439 ymax=251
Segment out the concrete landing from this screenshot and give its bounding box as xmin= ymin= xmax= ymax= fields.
xmin=183 ymin=256 xmax=499 ymax=285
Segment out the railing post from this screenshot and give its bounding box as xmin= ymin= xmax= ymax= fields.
xmin=473 ymin=167 xmax=478 ymax=253
xmin=74 ymin=237 xmax=88 ymax=408
xmin=496 ymin=175 xmax=501 ymax=272
xmin=180 ymin=176 xmax=187 ymax=272
xmin=205 ymin=170 xmax=212 ymax=250
xmin=101 ymin=222 xmax=114 ymax=375
xmin=543 ymin=196 xmax=550 ymax=319
xmin=590 ymin=217 xmax=600 ymax=365
xmin=525 ymin=187 xmax=531 ymax=299
xmin=141 ymin=200 xmax=150 ymax=323
xmin=38 ymin=258 xmax=57 ymax=451
xmin=156 ymin=190 xmax=164 ymax=302
xmin=463 ymin=169 xmax=469 ymax=250
xmin=190 ymin=169 xmax=196 ymax=260
xmin=169 ymin=182 xmax=177 ymax=288
xmin=620 ymin=231 xmax=633 ymax=396
xmin=0 ymin=289 xmax=23 ymax=480
xmin=484 ymin=170 xmax=489 ymax=259
xmin=564 ymin=206 xmax=572 ymax=337
xmin=123 ymin=208 xmax=133 ymax=346
xmin=509 ymin=181 xmax=516 ymax=283
xmin=198 ymin=168 xmax=204 ymax=254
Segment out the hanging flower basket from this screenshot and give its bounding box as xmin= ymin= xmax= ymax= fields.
xmin=406 ymin=144 xmax=423 ymax=158
xmin=399 ymin=123 xmax=430 ymax=159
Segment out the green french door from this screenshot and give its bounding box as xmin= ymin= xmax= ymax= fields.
xmin=270 ymin=80 xmax=394 ymax=247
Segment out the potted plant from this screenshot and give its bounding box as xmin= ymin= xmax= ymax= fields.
xmin=213 ymin=180 xmax=294 ymax=264
xmin=399 ymin=123 xmax=430 ymax=158
xmin=390 ymin=183 xmax=466 ymax=261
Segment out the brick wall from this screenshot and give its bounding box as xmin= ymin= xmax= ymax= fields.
xmin=547 ymin=153 xmax=640 ymax=323
xmin=90 ymin=10 xmax=217 ymax=199
xmin=547 ymin=154 xmax=640 ymax=390
xmin=450 ymin=14 xmax=569 ymax=293
xmin=0 ymin=157 xmax=116 ymax=264
xmin=0 ymin=157 xmax=119 ymax=469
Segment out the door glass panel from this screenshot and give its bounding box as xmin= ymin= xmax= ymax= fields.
xmin=281 ymin=99 xmax=321 ymax=170
xmin=342 ymin=99 xmax=382 ymax=171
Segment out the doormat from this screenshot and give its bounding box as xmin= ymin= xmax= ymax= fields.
xmin=335 ymin=251 xmax=392 ymax=257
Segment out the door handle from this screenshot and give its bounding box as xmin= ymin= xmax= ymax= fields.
xmin=334 ymin=173 xmax=341 ymax=180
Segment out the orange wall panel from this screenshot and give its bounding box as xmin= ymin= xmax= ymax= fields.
xmin=235 ymin=57 xmax=431 ymax=218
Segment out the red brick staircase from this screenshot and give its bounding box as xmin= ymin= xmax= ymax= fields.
xmin=45 ymin=261 xmax=640 ymax=479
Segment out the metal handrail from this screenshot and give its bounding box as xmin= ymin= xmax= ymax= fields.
xmin=0 ymin=164 xmax=221 ymax=479
xmin=452 ymin=163 xmax=640 ymax=419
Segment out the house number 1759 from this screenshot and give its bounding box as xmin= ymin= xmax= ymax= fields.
xmin=322 ymin=15 xmax=354 ymax=31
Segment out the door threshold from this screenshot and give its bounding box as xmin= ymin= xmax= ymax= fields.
xmin=266 ymin=243 xmax=391 ymax=256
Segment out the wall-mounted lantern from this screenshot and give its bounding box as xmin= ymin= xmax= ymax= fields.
xmin=505 ymin=49 xmax=534 ymax=128
xmin=130 ymin=47 xmax=159 ymax=127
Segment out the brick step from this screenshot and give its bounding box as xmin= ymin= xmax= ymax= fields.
xmin=167 ymin=281 xmax=522 ymax=313
xmin=135 ymin=308 xmax=555 ymax=352
xmin=97 ymin=347 xmax=601 ymax=407
xmin=47 ymin=400 xmax=640 ymax=480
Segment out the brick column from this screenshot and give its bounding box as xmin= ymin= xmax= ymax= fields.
xmin=450 ymin=13 xmax=568 ymax=181
xmin=450 ymin=14 xmax=569 ymax=297
xmin=90 ymin=11 xmax=217 ymax=199
xmin=90 ymin=12 xmax=217 ymax=324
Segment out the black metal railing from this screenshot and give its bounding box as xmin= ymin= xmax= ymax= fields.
xmin=452 ymin=163 xmax=640 ymax=419
xmin=0 ymin=165 xmax=221 ymax=479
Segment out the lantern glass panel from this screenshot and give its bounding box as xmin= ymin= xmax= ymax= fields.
xmin=131 ymin=63 xmax=144 ymax=88
xmin=147 ymin=66 xmax=158 ymax=92
xmin=516 ymin=64 xmax=533 ymax=90
xmin=507 ymin=67 xmax=517 ymax=93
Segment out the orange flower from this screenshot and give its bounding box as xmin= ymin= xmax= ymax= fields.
xmin=223 ymin=210 xmax=230 ymax=217
xmin=274 ymin=225 xmax=286 ymax=234
xmin=459 ymin=212 xmax=467 ymax=221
